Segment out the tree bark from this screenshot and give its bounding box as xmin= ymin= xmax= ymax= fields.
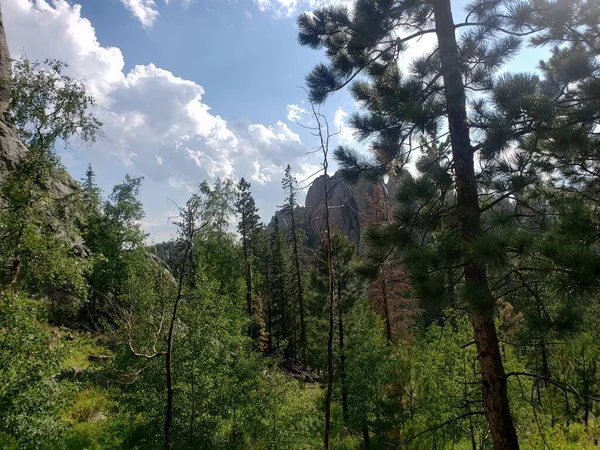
xmin=337 ymin=282 xmax=349 ymax=423
xmin=165 ymin=216 xmax=194 ymax=450
xmin=431 ymin=0 xmax=520 ymax=448
xmin=323 ymin=141 xmax=335 ymax=450
xmin=362 ymin=424 xmax=370 ymax=448
xmin=380 ymin=269 xmax=393 ymax=344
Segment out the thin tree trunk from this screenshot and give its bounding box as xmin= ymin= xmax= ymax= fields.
xmin=242 ymin=231 xmax=254 ymax=339
xmin=322 ymin=134 xmax=335 ymax=450
xmin=280 ymin=272 xmax=287 ymax=355
xmin=165 ymin=218 xmax=194 ymax=450
xmin=338 ymin=282 xmax=348 ymax=423
xmin=266 ymin=257 xmax=273 ymax=354
xmin=381 ymin=268 xmax=393 ymax=344
xmin=431 ymin=0 xmax=519 ymax=448
xmin=362 ymin=423 xmax=370 ymax=448
xmin=565 ymin=390 xmax=570 ymax=427
xmin=540 ymin=338 xmax=550 ymax=385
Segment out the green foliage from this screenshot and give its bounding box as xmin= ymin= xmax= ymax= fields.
xmin=10 ymin=57 xmax=102 ymax=151
xmin=0 ymin=293 xmax=70 ymax=448
xmin=4 ymin=16 xmax=600 ymax=448
xmin=344 ymin=300 xmax=391 ymax=436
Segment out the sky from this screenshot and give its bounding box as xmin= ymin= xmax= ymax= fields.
xmin=2 ymin=0 xmax=546 ymax=242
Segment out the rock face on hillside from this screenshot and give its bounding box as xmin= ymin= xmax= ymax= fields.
xmin=0 ymin=6 xmax=78 ymax=195
xmin=0 ymin=4 xmax=82 ymax=250
xmin=272 ymin=172 xmax=397 ymax=251
xmin=0 ymin=7 xmax=28 ymax=183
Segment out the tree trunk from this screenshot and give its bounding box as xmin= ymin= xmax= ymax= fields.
xmin=290 ymin=205 xmax=307 ymax=366
xmin=165 ymin=287 xmax=182 ymax=449
xmin=540 ymin=338 xmax=550 ymax=385
xmin=337 ymin=283 xmax=349 ymax=423
xmin=323 ymin=147 xmax=335 ymax=450
xmin=362 ymin=424 xmax=370 ymax=449
xmin=242 ymin=231 xmax=254 ymax=339
xmin=431 ymin=0 xmax=520 ymax=448
xmin=266 ymin=257 xmax=273 ymax=354
xmin=165 ymin=220 xmax=194 ymax=450
xmin=380 ymin=269 xmax=393 ymax=344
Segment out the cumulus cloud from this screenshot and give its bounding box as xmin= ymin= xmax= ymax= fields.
xmin=120 ymin=0 xmax=159 ymax=28
xmin=3 ymin=0 xmax=320 ymax=239
xmin=286 ymin=104 xmax=307 ymax=122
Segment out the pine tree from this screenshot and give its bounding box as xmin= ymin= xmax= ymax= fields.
xmin=313 ymin=232 xmax=362 ymax=424
xmin=236 ymin=178 xmax=260 ymax=340
xmin=281 ymin=165 xmax=308 ymax=365
xmin=361 ymin=188 xmax=417 ymax=343
xmin=296 ymin=1 xmax=595 ymax=447
xmin=270 ymin=216 xmax=292 ymax=356
xmin=81 ymin=164 xmax=101 ymax=217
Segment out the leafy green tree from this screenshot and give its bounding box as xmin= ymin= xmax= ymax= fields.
xmin=84 ymin=175 xmax=146 ymax=320
xmin=0 ymin=293 xmax=70 ymax=448
xmin=9 ymin=57 xmax=102 ymax=151
xmin=344 ymin=300 xmax=391 ymax=447
xmin=0 ymin=57 xmax=100 ymax=305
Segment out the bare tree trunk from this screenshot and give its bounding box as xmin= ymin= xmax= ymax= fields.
xmin=324 ymin=170 xmax=335 ymax=450
xmin=165 ymin=211 xmax=196 ymax=450
xmin=431 ymin=0 xmax=519 ymax=448
xmin=338 ymin=283 xmax=348 ymax=423
xmin=307 ymin=106 xmax=336 ymax=450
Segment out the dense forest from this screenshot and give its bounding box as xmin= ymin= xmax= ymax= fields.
xmin=2 ymin=0 xmax=600 ymax=449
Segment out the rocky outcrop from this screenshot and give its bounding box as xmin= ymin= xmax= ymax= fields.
xmin=0 ymin=5 xmax=79 ymax=194
xmin=0 ymin=5 xmax=81 ymax=247
xmin=0 ymin=6 xmax=29 ymax=184
xmin=272 ymin=172 xmax=396 ymax=251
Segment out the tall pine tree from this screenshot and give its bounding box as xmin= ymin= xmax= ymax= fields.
xmin=282 ymin=165 xmax=308 ymax=365
xmin=236 ymin=178 xmax=260 ymax=340
xmin=296 ymin=0 xmax=600 ymax=447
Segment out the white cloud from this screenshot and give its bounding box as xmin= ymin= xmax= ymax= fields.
xmin=286 ymin=104 xmax=307 ymax=122
xmin=334 ymin=107 xmax=354 ymax=146
xmin=119 ymin=0 xmax=196 ymax=28
xmin=255 ymin=0 xmax=352 ymax=17
xmin=120 ymin=0 xmax=159 ymax=28
xmin=3 ymin=0 xmax=320 ymax=240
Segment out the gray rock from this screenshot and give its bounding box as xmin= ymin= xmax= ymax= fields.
xmin=0 ymin=5 xmax=80 ymax=204
xmin=271 ymin=171 xmax=396 ymax=251
xmin=0 ymin=6 xmax=11 ymax=116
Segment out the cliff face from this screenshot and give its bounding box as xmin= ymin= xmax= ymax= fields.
xmin=0 ymin=6 xmax=28 ymax=183
xmin=272 ymin=172 xmax=396 ymax=250
xmin=0 ymin=5 xmax=82 ymax=247
xmin=0 ymin=6 xmax=79 ymax=194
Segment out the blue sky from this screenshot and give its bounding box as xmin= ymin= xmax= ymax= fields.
xmin=3 ymin=0 xmax=548 ymax=242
